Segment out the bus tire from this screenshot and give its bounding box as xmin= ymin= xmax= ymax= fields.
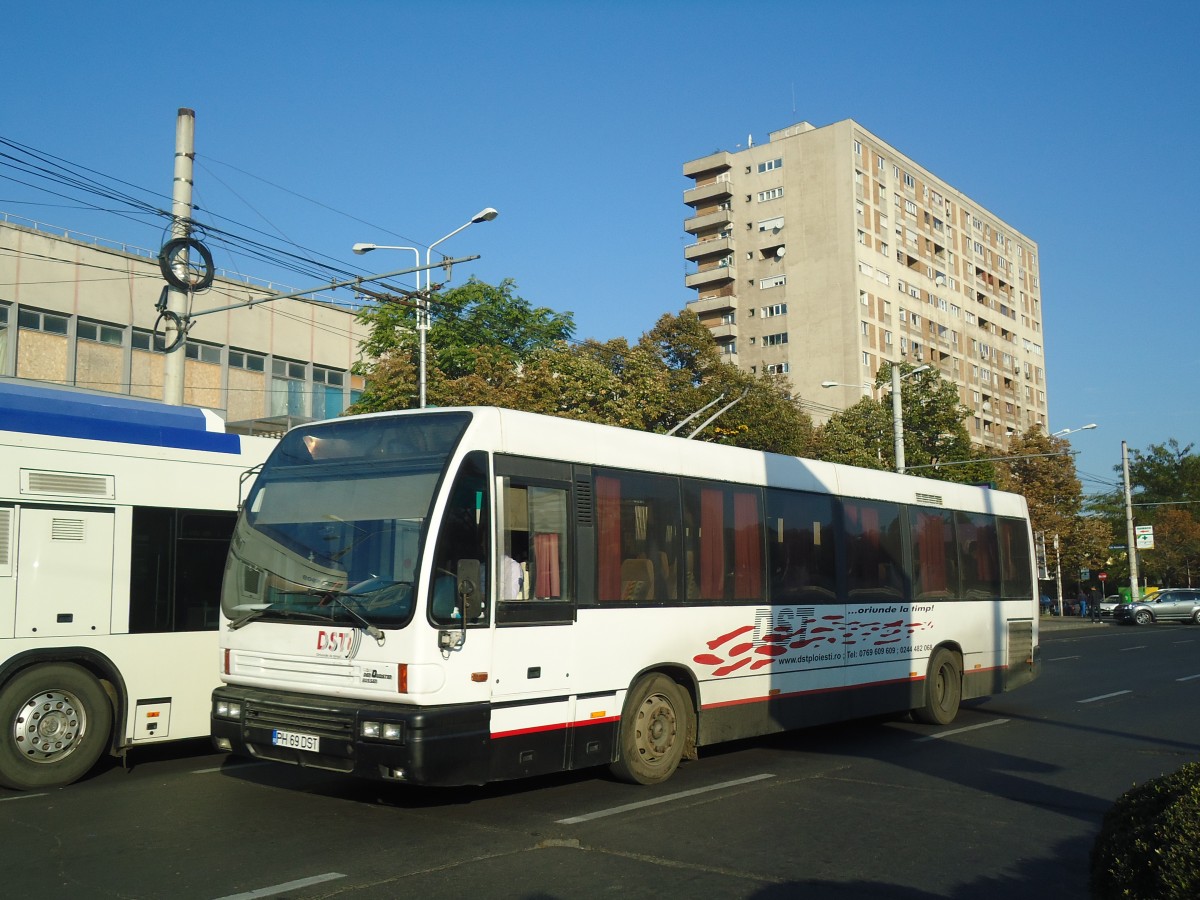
xmin=913 ymin=648 xmax=962 ymax=726
xmin=0 ymin=663 xmax=113 ymax=791
xmin=610 ymin=673 xmax=691 ymax=785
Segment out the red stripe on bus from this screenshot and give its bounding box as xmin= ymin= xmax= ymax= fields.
xmin=491 ymin=716 xmax=620 ymax=740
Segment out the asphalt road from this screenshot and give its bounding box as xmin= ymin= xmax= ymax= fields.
xmin=2 ymin=616 xmax=1196 ymax=900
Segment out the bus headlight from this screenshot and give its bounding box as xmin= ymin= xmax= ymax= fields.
xmin=214 ymin=699 xmax=243 ymax=720
xmin=361 ymin=721 xmax=403 ymax=741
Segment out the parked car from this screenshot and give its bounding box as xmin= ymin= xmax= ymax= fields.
xmin=1113 ymin=589 xmax=1200 ymax=626
xmin=1099 ymin=595 xmax=1125 ymax=617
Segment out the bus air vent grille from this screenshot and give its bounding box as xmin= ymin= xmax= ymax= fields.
xmin=574 ymin=476 xmax=593 ymax=527
xmin=914 ymin=492 xmax=944 ymax=506
xmin=22 ymin=469 xmax=115 ymax=500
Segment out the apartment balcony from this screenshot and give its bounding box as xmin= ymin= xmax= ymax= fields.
xmin=686 ymin=294 xmax=738 ymax=317
xmin=685 ymin=263 xmax=737 ymax=290
xmin=683 ymin=178 xmax=733 ymax=208
xmin=684 ymin=236 xmax=733 ymax=262
xmin=683 ymin=150 xmax=733 ymax=179
xmin=708 ymin=322 xmax=738 ymax=340
xmin=684 ymin=208 xmax=733 ymax=234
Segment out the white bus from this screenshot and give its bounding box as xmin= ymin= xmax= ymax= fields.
xmin=0 ymin=380 xmax=275 ymax=790
xmin=212 ymin=407 xmax=1038 ymax=787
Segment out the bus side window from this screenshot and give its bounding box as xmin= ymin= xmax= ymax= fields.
xmin=500 ymin=479 xmax=570 ymax=603
xmin=429 ymin=452 xmax=490 ymax=626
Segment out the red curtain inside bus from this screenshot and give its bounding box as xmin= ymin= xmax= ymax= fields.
xmin=596 ymin=475 xmax=621 ymax=601
xmin=700 ymin=488 xmax=725 ymax=597
xmin=733 ymin=491 xmax=762 ymax=599
xmin=533 ymin=532 xmax=561 ymax=598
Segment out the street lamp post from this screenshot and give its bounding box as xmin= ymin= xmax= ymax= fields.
xmin=421 ymin=208 xmax=498 ymax=408
xmin=824 ymin=364 xmax=928 ymax=474
xmin=352 ymin=206 xmax=497 ymax=409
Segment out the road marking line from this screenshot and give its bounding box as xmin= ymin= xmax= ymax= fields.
xmin=0 ymin=793 xmax=47 ymax=802
xmin=1177 ymin=674 xmax=1200 ymax=682
xmin=1079 ymin=690 xmax=1132 ymax=704
xmin=192 ymin=761 xmax=269 ymax=775
xmin=1119 ymin=646 xmax=1146 ymax=652
xmin=1047 ymin=655 xmax=1080 ymax=661
xmin=914 ymin=718 xmax=1008 ymax=743
xmin=556 ymin=773 xmax=775 ymax=824
xmin=212 ymin=872 xmax=345 ymax=900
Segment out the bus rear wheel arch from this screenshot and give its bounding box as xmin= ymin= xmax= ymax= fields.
xmin=912 ymin=647 xmax=962 ymax=727
xmin=0 ymin=662 xmax=114 ymax=790
xmin=610 ymin=672 xmax=694 ymax=785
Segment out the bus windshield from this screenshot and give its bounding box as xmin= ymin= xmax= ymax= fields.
xmin=220 ymin=412 xmax=471 ymax=629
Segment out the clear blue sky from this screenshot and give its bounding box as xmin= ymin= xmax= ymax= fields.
xmin=3 ymin=0 xmax=1195 ymax=494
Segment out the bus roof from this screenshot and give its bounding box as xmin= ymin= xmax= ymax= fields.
xmin=305 ymin=405 xmax=1030 ymax=519
xmin=0 ymin=379 xmax=243 ymax=454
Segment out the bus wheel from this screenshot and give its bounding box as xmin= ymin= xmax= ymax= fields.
xmin=913 ymin=648 xmax=962 ymax=726
xmin=610 ymin=674 xmax=691 ymax=785
xmin=0 ymin=664 xmax=113 ymax=791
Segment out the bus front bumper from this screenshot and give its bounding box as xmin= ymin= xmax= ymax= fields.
xmin=211 ymin=686 xmax=491 ymax=786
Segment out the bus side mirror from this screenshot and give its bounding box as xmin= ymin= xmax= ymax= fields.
xmin=457 ymin=559 xmax=484 ymax=621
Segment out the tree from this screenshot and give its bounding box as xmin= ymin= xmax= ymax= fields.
xmin=1087 ymin=439 xmax=1200 ymax=589
xmin=995 ymin=428 xmax=1108 ymax=588
xmin=815 ymin=362 xmax=992 ymax=484
xmin=1143 ymin=507 xmax=1200 ymax=588
xmin=348 ymin=277 xmax=574 ymax=414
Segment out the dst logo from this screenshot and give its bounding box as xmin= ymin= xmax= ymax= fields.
xmin=316 ymin=629 xmax=361 ymax=659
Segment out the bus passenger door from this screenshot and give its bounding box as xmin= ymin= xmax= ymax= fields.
xmin=488 ymin=466 xmax=577 ymax=779
xmin=16 ymin=506 xmax=114 ymax=637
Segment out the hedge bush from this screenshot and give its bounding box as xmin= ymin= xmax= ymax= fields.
xmin=1090 ymin=761 xmax=1200 ymax=898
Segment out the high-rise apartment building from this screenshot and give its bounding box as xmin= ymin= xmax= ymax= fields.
xmin=682 ymin=119 xmax=1046 ymax=448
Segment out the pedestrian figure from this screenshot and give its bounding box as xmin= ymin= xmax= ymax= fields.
xmin=1077 ymin=589 xmax=1087 ymax=618
xmin=1090 ymin=587 xmax=1102 ymax=623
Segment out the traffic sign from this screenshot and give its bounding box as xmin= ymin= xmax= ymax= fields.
xmin=1099 ymin=572 xmax=1108 ymax=582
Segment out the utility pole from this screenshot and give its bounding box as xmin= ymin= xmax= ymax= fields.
xmin=891 ymin=364 xmax=906 ymax=474
xmin=162 ymin=108 xmax=195 ymax=406
xmin=1122 ymin=440 xmax=1141 ymax=601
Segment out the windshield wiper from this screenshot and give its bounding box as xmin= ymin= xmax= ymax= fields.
xmin=322 ymin=591 xmax=387 ymax=646
xmin=227 ymin=606 xmax=331 ymax=631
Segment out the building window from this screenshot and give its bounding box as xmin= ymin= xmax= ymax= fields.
xmin=270 ymin=358 xmax=308 ymax=418
xmin=77 ymin=319 xmax=123 ymax=345
xmin=757 ymin=187 xmax=784 ymax=202
xmin=132 ymin=328 xmax=165 ymax=353
xmin=761 ymin=303 xmax=787 ymax=318
xmin=763 ymin=332 xmax=788 ymax=347
xmin=312 ymin=366 xmax=347 ymax=419
xmin=904 ymin=172 xmax=915 ymax=189
xmin=229 ymin=349 xmax=265 ymax=372
xmin=759 ymin=275 xmax=786 ymax=290
xmin=185 ymin=341 xmax=221 ymax=364
xmin=758 ymin=216 xmax=785 ymax=232
xmin=17 ymin=308 xmax=68 ymax=335
xmin=765 ymin=362 xmax=790 ymax=375
xmin=853 ymin=140 xmax=862 ymax=155
xmin=758 ymin=158 xmax=783 ymax=173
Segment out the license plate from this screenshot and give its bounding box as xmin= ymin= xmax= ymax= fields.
xmin=272 ymin=729 xmax=320 ymax=752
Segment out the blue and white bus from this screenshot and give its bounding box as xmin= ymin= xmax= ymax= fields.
xmin=0 ymin=380 xmax=274 ymax=790
xmin=212 ymin=406 xmax=1038 ymax=787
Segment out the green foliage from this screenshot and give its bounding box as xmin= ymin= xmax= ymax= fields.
xmin=349 ymin=291 xmax=816 ymax=457
xmin=1091 ymin=762 xmax=1200 ymax=899
xmin=814 ymin=362 xmax=992 ymax=484
xmin=1085 ymin=439 xmax=1200 ymax=589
